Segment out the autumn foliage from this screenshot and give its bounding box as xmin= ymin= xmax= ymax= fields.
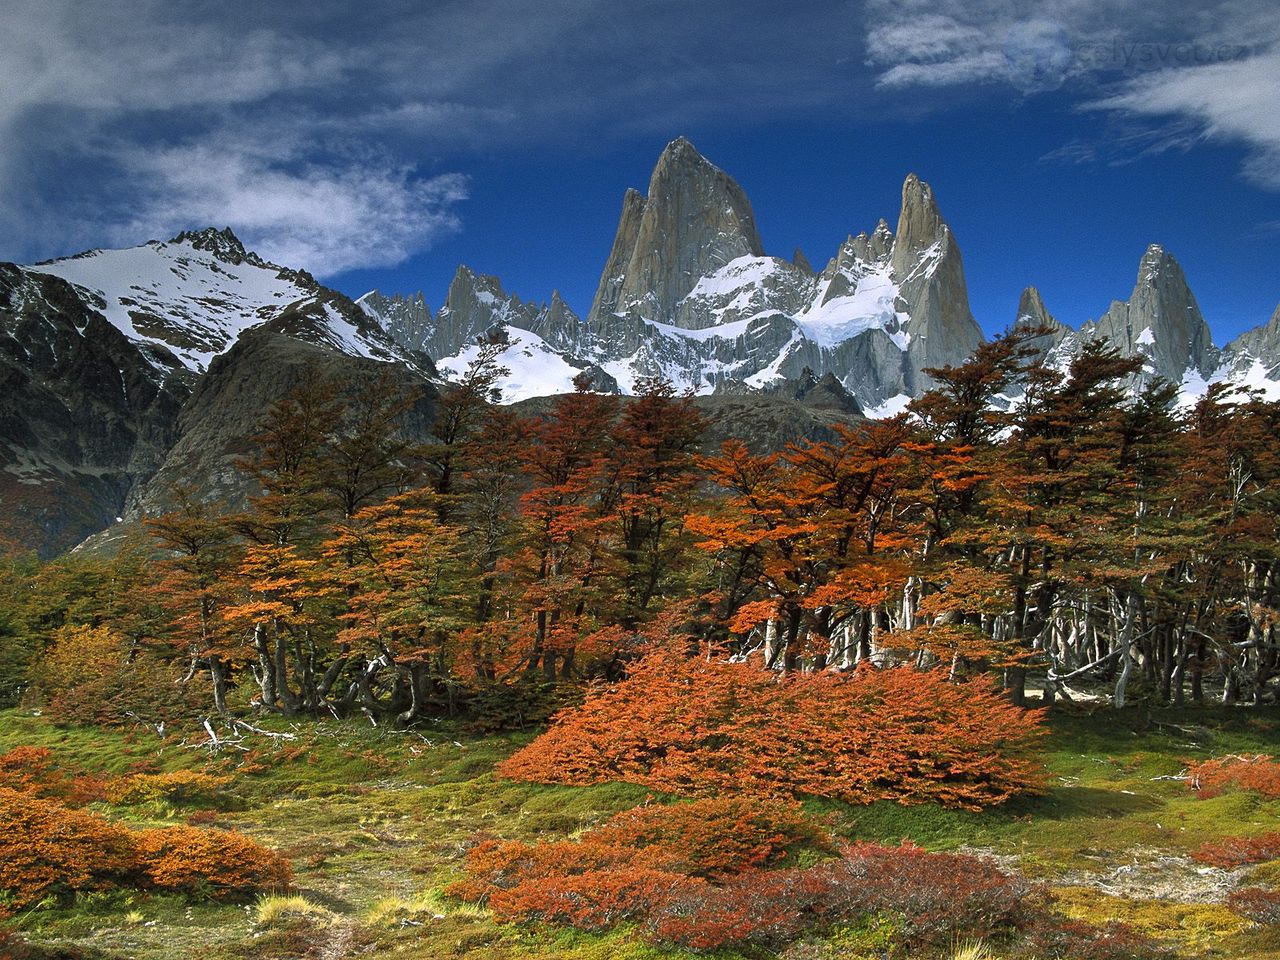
xmin=500 ymin=654 xmax=1046 ymax=809
xmin=1227 ymin=887 xmax=1280 ymax=925
xmin=134 ymin=825 xmax=292 ymax=899
xmin=1187 ymin=755 xmax=1280 ymax=799
xmin=448 ymin=799 xmax=1034 ymax=950
xmin=0 ymin=788 xmax=138 ymax=912
xmin=0 ymin=785 xmax=289 ymax=914
xmin=1191 ymin=831 xmax=1280 ymax=868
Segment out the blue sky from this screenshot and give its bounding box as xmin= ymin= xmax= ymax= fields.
xmin=2 ymin=0 xmax=1278 ymax=342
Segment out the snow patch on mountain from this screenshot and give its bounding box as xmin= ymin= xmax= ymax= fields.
xmin=436 ymin=329 xmax=588 ymax=402
xmin=25 ymin=230 xmax=406 ymax=374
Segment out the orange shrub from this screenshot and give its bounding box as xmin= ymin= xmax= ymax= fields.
xmin=1187 ymin=755 xmax=1280 ymax=800
xmin=134 ymin=825 xmax=291 ymax=900
xmin=1191 ymin=832 xmax=1280 ymax=868
xmin=500 ymin=655 xmax=1046 ymax=809
xmin=588 ymin=797 xmax=831 ymax=879
xmin=0 ymin=788 xmax=138 ymax=912
xmin=0 ymin=747 xmax=107 ymax=805
xmin=448 ymin=798 xmax=1036 ymax=951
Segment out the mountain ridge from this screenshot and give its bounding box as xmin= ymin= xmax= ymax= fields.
xmin=2 ymin=136 xmax=1279 ymax=559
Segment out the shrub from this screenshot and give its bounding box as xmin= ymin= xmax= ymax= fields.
xmin=449 ymin=798 xmax=1032 ymax=952
xmin=649 ymin=842 xmax=1034 ymax=950
xmin=0 ymin=789 xmax=139 ymax=912
xmin=1187 ymin=755 xmax=1280 ymax=800
xmin=1017 ymin=917 xmax=1170 ymax=960
xmin=34 ymin=624 xmax=199 ymax=727
xmin=107 ymin=770 xmax=233 ymax=808
xmin=587 ymin=797 xmax=832 ymax=879
xmin=1192 ymin=832 xmax=1280 ymax=868
xmin=135 ymin=825 xmax=292 ymax=901
xmin=1228 ymin=888 xmax=1280 ymax=925
xmin=500 ymin=655 xmax=1047 ymax=810
xmin=0 ymin=747 xmax=106 ymax=805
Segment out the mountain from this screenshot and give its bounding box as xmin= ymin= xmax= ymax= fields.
xmin=1220 ymin=304 xmax=1280 ymax=398
xmin=27 ymin=227 xmax=431 ymax=377
xmin=2 ymin=229 xmax=437 ymax=555
xmin=4 ymin=139 xmax=1280 ymax=560
xmin=1015 ymin=245 xmax=1279 ymax=405
xmin=1079 ymin=244 xmax=1218 ymax=391
xmin=365 ymin=138 xmax=984 ymax=411
xmin=0 ymin=266 xmax=188 ymax=556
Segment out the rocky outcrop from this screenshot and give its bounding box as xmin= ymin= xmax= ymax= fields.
xmin=1223 ymin=303 xmax=1280 ymax=380
xmin=118 ymin=327 xmax=438 ymax=526
xmin=356 ymin=291 xmax=433 ymax=354
xmin=385 ymin=142 xmax=986 ymax=409
xmin=892 ymin=175 xmax=984 ymax=389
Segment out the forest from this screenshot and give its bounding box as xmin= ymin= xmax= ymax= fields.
xmin=2 ymin=326 xmax=1279 ymax=960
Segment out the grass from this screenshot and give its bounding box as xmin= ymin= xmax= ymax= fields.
xmin=1 ymin=702 xmax=1278 ymax=958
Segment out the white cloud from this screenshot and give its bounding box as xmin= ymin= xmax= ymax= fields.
xmin=111 ymin=142 xmax=469 ymax=276
xmin=1084 ymin=47 xmax=1280 ymax=188
xmin=863 ymin=0 xmax=1280 ymax=188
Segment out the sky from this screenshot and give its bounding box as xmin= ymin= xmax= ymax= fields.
xmin=1 ymin=0 xmax=1278 ymax=342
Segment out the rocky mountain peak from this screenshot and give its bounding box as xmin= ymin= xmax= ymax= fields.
xmin=587 ymin=136 xmax=763 ymax=327
xmin=1016 ymin=286 xmax=1056 ymax=328
xmin=892 ymin=173 xmax=948 ymax=273
xmin=169 ymin=226 xmax=259 ymax=265
xmin=1082 ymin=243 xmax=1218 ymax=383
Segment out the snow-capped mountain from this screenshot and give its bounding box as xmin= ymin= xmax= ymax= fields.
xmin=360 ymin=138 xmax=984 ymax=408
xmin=3 ymin=135 xmax=1279 ymax=559
xmin=26 ymin=227 xmax=427 ymax=376
xmin=1015 ymin=245 xmax=1280 ymax=406
xmin=1 ymin=228 xmax=436 ymax=556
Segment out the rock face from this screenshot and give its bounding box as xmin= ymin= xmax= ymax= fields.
xmin=26 ymin=227 xmax=422 ymax=375
xmin=1080 ymin=244 xmax=1218 ymax=386
xmin=0 ymin=266 xmax=189 ymax=556
xmin=1013 ymin=251 xmax=1280 ymax=405
xmin=1222 ymin=304 xmax=1280 ymax=387
xmin=117 ymin=328 xmax=438 ymax=529
xmin=357 ymin=291 xmax=433 ymax=354
xmin=588 ymin=137 xmax=764 ymax=327
xmin=367 ymin=139 xmax=984 ymax=410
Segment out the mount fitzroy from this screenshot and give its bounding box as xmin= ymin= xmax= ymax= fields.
xmin=3 ymin=137 xmax=1279 ymax=557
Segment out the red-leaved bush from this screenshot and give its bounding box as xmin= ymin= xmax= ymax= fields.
xmin=646 ymin=842 xmax=1034 ymax=950
xmin=0 ymin=746 xmax=107 ymax=805
xmin=1017 ymin=917 xmax=1169 ymax=960
xmin=0 ymin=788 xmax=138 ymax=912
xmin=135 ymin=825 xmax=292 ymax=900
xmin=499 ymin=655 xmax=1046 ymax=809
xmin=1187 ymin=755 xmax=1280 ymax=799
xmin=448 ymin=798 xmax=1034 ymax=951
xmin=1191 ymin=831 xmax=1280 ymax=868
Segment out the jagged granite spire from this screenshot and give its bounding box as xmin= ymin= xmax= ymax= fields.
xmin=892 ymin=174 xmax=984 ymax=389
xmin=587 ymin=136 xmax=764 ymax=327
xmin=357 ymin=291 xmax=433 ymax=354
xmin=1083 ymin=244 xmax=1218 ymax=382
